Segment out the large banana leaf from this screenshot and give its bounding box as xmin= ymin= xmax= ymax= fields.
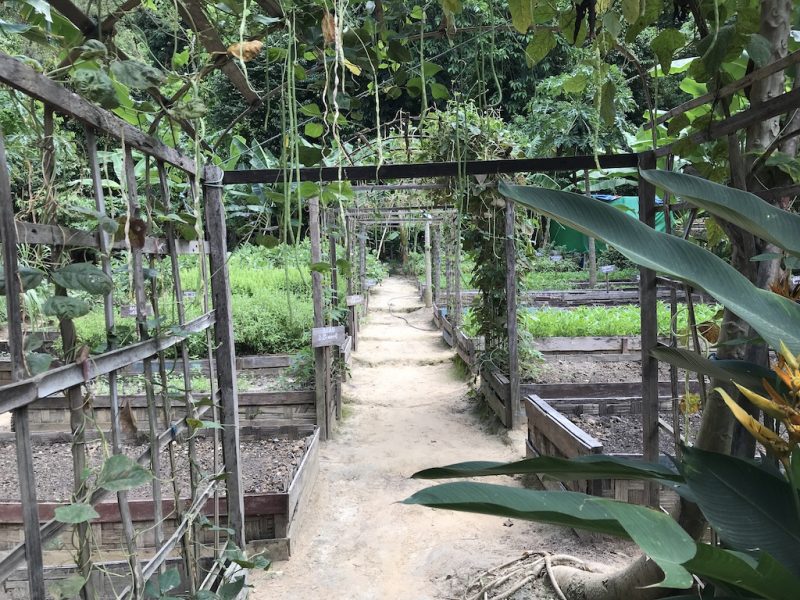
xmin=498 ymin=182 xmax=800 ymax=354
xmin=651 ymin=346 xmax=784 ymax=393
xmin=641 ymin=170 xmax=800 ymax=258
xmin=680 ymin=446 xmax=800 ymax=577
xmin=411 ymin=454 xmax=683 ymax=484
xmin=404 ymin=482 xmax=695 ymax=588
xmin=685 ymin=544 xmax=800 ymax=600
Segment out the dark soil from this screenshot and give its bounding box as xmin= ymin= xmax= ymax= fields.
xmin=532 ymin=358 xmax=673 ymax=384
xmin=0 ymin=434 xmax=313 ymax=501
xmin=569 ymin=412 xmax=701 ymax=455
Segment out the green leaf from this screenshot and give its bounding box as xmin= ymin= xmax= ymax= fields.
xmin=299 ymin=103 xmax=322 ymax=117
xmin=404 ymin=482 xmax=695 ymax=588
xmin=685 ymin=544 xmax=800 ymax=600
xmin=335 ymin=258 xmax=352 ymax=277
xmin=218 ymin=575 xmax=246 ymax=600
xmin=599 ymin=80 xmax=616 ymax=125
xmin=498 ymin=182 xmax=800 ymax=355
xmin=54 ymin=503 xmax=99 ymax=524
xmin=304 ymin=122 xmax=324 ymax=138
xmin=509 ymin=0 xmax=533 ymax=33
xmin=640 ymin=170 xmax=800 ymax=259
xmin=440 ymin=0 xmax=462 ymax=16
xmin=253 ymin=234 xmax=280 ymax=248
xmin=430 ymin=82 xmax=450 ymax=100
xmin=26 ymin=351 xmax=53 ymax=375
xmin=747 ymin=33 xmax=773 ymax=68
xmin=98 ymin=454 xmax=152 ymax=492
xmin=651 ymin=29 xmax=686 ymax=75
xmin=680 ymin=446 xmax=800 ymax=577
xmin=524 ymin=31 xmax=557 ymax=67
xmin=310 ymin=262 xmax=331 ymax=273
xmin=621 ymin=0 xmax=640 ymax=24
xmin=412 ymin=454 xmax=683 ymax=483
xmin=563 ymin=73 xmax=588 ymax=94
xmin=49 ymin=574 xmax=86 ymax=600
xmin=387 ymin=39 xmax=412 ymax=63
xmin=651 ymin=346 xmax=784 ymax=395
xmin=159 ymin=568 xmax=181 ymax=593
xmin=0 ymin=266 xmax=45 ymax=294
xmin=51 ymin=263 xmax=114 ymax=295
xmin=43 ymin=296 xmax=91 ymax=319
xmin=110 ymin=60 xmax=165 ymax=90
xmin=666 ymin=113 xmax=690 ymax=136
xmin=422 ymin=61 xmax=443 ymax=77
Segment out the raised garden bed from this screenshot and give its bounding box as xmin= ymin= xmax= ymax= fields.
xmin=0 ymin=427 xmax=320 ymax=564
xmin=432 ymin=304 xmax=484 ymax=374
xmin=525 ymin=395 xmax=679 ymax=508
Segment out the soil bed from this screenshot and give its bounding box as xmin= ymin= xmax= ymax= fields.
xmin=569 ymin=412 xmax=700 ymax=455
xmin=532 ymin=358 xmax=673 ymax=384
xmin=0 ymin=434 xmax=313 ymax=501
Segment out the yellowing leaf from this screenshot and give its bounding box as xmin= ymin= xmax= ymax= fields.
xmin=509 ymin=0 xmax=533 ymax=34
xmin=227 ymin=40 xmax=264 ymax=62
xmin=733 ymin=383 xmax=795 ymax=421
xmin=343 ymin=59 xmax=362 ymax=76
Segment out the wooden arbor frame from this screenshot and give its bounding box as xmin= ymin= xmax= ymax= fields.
xmin=0 ymin=54 xmax=246 ymax=598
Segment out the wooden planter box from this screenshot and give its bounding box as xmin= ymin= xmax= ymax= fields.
xmin=524 ymin=395 xmax=676 ymax=507
xmin=23 ymin=389 xmax=317 ymax=437
xmin=0 ymin=427 xmax=320 ymax=577
xmin=480 ymin=367 xmax=512 ymax=427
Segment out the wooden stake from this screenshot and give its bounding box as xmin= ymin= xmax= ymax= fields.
xmin=638 ymin=152 xmax=660 ymax=507
xmin=309 ymin=197 xmax=329 ymax=441
xmin=203 ymin=164 xmax=246 ymax=547
xmin=505 ymin=201 xmax=519 ymax=428
xmin=424 ymin=221 xmax=433 ymax=307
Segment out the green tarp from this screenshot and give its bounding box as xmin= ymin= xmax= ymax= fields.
xmin=549 ymin=196 xmax=666 ymax=253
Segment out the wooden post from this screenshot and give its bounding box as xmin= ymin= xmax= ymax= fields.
xmin=432 ymin=224 xmax=441 ymax=304
xmin=584 ymin=171 xmax=597 ymax=288
xmin=0 ymin=129 xmax=45 ymax=599
xmin=345 ymin=217 xmax=357 ymax=351
xmin=327 ymin=213 xmax=343 ymax=418
xmin=505 ymin=201 xmax=519 ymax=428
xmin=309 ymin=197 xmax=330 ymax=441
xmin=453 ymin=216 xmax=463 ymax=327
xmin=445 ymin=219 xmax=454 ymax=318
xmin=203 ymin=164 xmax=246 ymax=547
xmin=358 ymin=224 xmax=367 ymax=316
xmin=424 ymin=220 xmax=433 ymax=307
xmin=638 ymin=152 xmax=660 ymax=507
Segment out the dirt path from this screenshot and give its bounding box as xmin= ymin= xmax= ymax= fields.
xmin=251 ymin=277 xmax=630 ymax=599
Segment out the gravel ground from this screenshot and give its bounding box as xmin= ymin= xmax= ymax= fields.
xmin=0 ymin=434 xmax=313 ymax=501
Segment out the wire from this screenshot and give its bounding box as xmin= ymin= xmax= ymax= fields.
xmin=387 ymin=295 xmax=439 ymax=331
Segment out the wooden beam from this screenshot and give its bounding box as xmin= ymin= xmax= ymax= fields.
xmin=655 ymin=86 xmax=800 ymax=158
xmin=178 ymin=0 xmax=261 ymax=106
xmin=0 ymin=53 xmax=196 ymax=174
xmin=645 ymin=50 xmax=800 ymax=131
xmin=203 ymin=164 xmax=246 ymax=548
xmin=505 ymin=201 xmax=519 ymax=428
xmin=223 ymin=154 xmax=641 ymax=184
xmin=638 ymin=151 xmax=660 ymax=508
xmin=308 ymin=196 xmax=329 ymax=441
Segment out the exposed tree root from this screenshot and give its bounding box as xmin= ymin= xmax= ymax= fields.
xmin=462 ymin=551 xmax=596 ymax=600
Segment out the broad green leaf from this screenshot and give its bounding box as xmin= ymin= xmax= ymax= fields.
xmin=441 ymin=0 xmax=462 ymax=16
xmin=299 ymin=103 xmax=322 ymax=117
xmin=509 ymin=0 xmax=533 ymax=33
xmin=26 ymin=351 xmax=53 ymax=375
xmin=422 ymin=61 xmax=443 ymax=77
xmin=640 ymin=170 xmax=800 ymax=258
xmin=54 ymin=503 xmax=99 ymax=524
xmin=685 ymin=544 xmax=800 ymax=600
xmin=498 ymin=182 xmax=800 ymax=354
xmin=98 ymin=454 xmax=152 ymax=492
xmin=430 ymin=82 xmax=450 ymax=100
xmin=0 ymin=266 xmax=45 ymax=294
xmin=254 ymin=234 xmax=280 ymax=248
xmin=310 ymin=262 xmax=331 ymax=273
xmin=218 ymin=575 xmax=246 ymax=600
xmin=599 ymin=80 xmax=615 ymax=125
xmin=563 ymin=73 xmax=588 ymax=94
xmin=159 ymin=568 xmax=181 ymax=593
xmin=747 ymin=33 xmax=772 ymax=68
xmin=304 ymin=122 xmax=324 ymax=138
xmin=666 ymin=113 xmax=690 ymax=136
xmin=680 ymin=446 xmax=800 ymax=577
xmin=43 ymin=296 xmax=91 ymax=320
xmin=621 ymin=0 xmax=640 ymax=23
xmin=51 ymin=263 xmax=114 ymax=295
xmin=387 ymin=39 xmax=412 ymax=63
xmin=651 ymin=346 xmax=784 ymax=394
xmin=404 ymin=482 xmax=695 ymax=588
xmin=651 ymin=29 xmax=686 ymax=75
xmin=110 ymin=60 xmax=165 ymax=90
xmin=412 ymin=454 xmax=683 ymax=483
xmin=49 ymin=574 xmax=86 ymax=600
xmin=336 ymin=258 xmax=352 ymax=277
xmin=524 ymin=31 xmax=557 ymax=67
